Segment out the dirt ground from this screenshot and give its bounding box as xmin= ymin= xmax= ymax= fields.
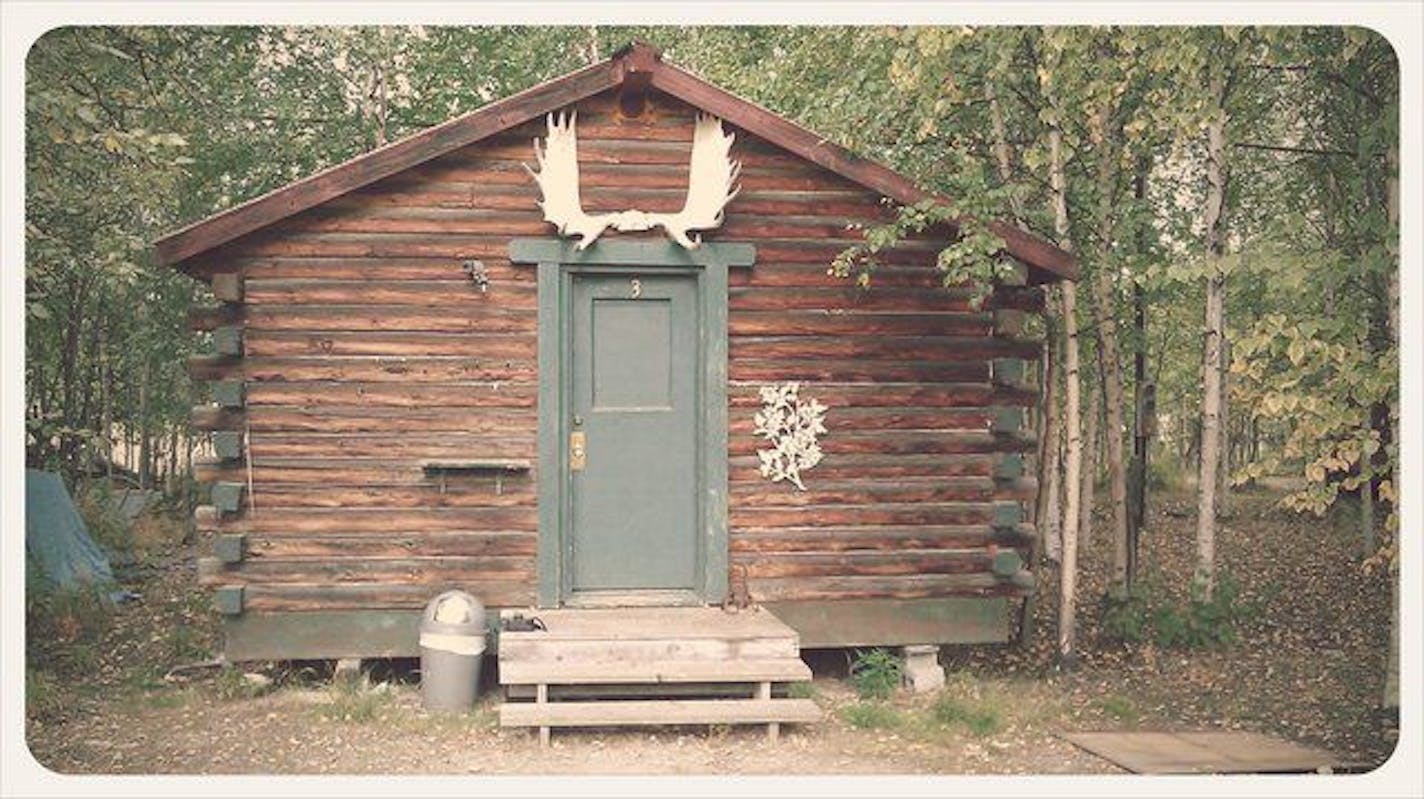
xmin=24 ymin=485 xmax=1399 ymax=776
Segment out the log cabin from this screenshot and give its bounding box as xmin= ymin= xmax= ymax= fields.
xmin=157 ymin=42 xmax=1076 ymax=699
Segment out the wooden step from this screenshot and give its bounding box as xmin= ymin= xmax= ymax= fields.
xmin=497 ymin=606 xmax=801 ymax=663
xmin=500 ymin=657 xmax=811 ymax=686
xmin=500 ymin=697 xmax=822 ymax=728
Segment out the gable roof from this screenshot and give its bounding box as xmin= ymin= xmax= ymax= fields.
xmin=154 ymin=42 xmax=1076 ymax=282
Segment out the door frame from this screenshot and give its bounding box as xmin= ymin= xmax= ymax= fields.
xmin=510 ymin=238 xmax=755 ymax=608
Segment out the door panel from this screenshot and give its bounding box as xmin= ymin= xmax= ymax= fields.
xmin=568 ymin=273 xmax=700 ymax=594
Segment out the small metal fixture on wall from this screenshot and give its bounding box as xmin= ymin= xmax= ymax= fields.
xmin=463 ymin=259 xmax=490 ymax=292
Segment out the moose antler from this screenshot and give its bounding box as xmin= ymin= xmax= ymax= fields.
xmin=525 ymin=112 xmax=741 ymax=250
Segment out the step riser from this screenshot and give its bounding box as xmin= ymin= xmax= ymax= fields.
xmin=499 ymin=657 xmax=811 ymax=686
xmin=500 ymin=698 xmax=822 ymax=728
xmin=507 ymin=683 xmax=795 ymax=700
xmin=499 ymin=637 xmax=798 ymax=662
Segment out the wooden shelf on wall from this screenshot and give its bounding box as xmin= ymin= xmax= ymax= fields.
xmin=421 ymin=459 xmax=533 ymax=494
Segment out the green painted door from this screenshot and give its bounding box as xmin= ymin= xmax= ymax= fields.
xmin=567 ymin=273 xmax=700 ymax=594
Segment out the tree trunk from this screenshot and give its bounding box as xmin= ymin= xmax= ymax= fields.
xmin=1196 ymin=82 xmax=1229 ymax=599
xmin=1127 ymin=161 xmax=1151 ymax=587
xmin=1079 ymin=375 xmax=1099 ymax=548
xmin=137 ymin=357 xmax=152 ymax=490
xmin=1087 ymin=108 xmax=1131 ymax=598
xmin=1023 ymin=294 xmax=1059 ymax=645
xmin=1049 ymin=124 xmax=1083 ymax=667
xmin=1218 ymin=336 xmax=1232 ymax=518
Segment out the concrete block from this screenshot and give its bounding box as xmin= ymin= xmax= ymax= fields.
xmin=900 ymin=644 xmax=945 ymax=693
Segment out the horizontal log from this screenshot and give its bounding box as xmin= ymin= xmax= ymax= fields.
xmin=247 ymin=382 xmax=537 ymax=408
xmin=288 ymin=204 xmax=878 ymax=242
xmin=747 ymin=573 xmax=1016 ymax=602
xmin=241 ymin=581 xmax=535 ymax=612
xmin=728 ymin=335 xmax=1038 ymax=362
xmin=731 ymin=524 xmax=1035 ymax=553
xmin=196 ymin=506 xmax=537 ymax=534
xmin=200 ymin=556 xmax=535 ymax=586
xmin=384 ymin=158 xmax=867 ymax=194
xmin=728 ymin=382 xmax=1036 ymax=409
xmin=736 ymin=550 xmax=995 ymax=579
xmin=730 ymin=358 xmax=986 ymax=384
xmin=729 ymin=454 xmax=993 ymax=483
xmin=728 ymin=311 xmax=990 ymax=338
xmin=243 ymin=330 xmax=536 ymax=358
xmin=244 ymin=407 xmax=536 ymax=435
xmin=730 ymin=406 xmax=992 ymax=435
xmin=232 ymin=231 xmax=939 ymax=261
xmin=246 ymin=433 xmax=534 ymax=460
xmin=726 ymin=431 xmax=1034 ymax=458
xmin=344 ymin=185 xmax=896 ymax=226
xmin=230 ymin=255 xmax=533 ymax=282
xmin=242 ymin=304 xmax=536 ymax=334
xmin=245 ymin=279 xmax=534 ymax=307
xmin=246 ymin=530 xmax=536 ymax=559
xmin=729 ymin=286 xmax=984 ymax=313
xmin=237 ymin=483 xmax=535 ymax=509
xmin=189 ymin=356 xmax=536 ymax=384
xmin=730 ymin=501 xmax=998 ymax=530
xmin=732 ymin=478 xmax=998 ymax=507
xmin=195 ymin=459 xmax=436 ymax=486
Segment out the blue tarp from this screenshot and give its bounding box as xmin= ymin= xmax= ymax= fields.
xmin=25 ymin=469 xmax=116 ymax=591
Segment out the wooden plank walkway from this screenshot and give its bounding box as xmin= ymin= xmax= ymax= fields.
xmin=1063 ymin=730 xmax=1342 ymax=774
xmin=498 ymin=606 xmax=819 ymax=745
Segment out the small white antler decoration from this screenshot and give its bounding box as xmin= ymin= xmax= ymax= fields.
xmin=524 ymin=111 xmax=741 ymax=250
xmin=754 ymin=382 xmax=828 ymax=491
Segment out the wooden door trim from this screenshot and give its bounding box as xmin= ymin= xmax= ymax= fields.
xmin=517 ymin=238 xmax=747 ymax=607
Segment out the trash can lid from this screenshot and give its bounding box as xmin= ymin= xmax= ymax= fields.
xmin=421 ymin=589 xmax=485 ymax=630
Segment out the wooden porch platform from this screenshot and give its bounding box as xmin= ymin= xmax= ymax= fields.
xmin=497 ymin=606 xmax=820 ymax=744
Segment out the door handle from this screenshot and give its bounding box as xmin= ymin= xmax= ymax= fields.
xmin=569 ymin=430 xmax=587 ymax=471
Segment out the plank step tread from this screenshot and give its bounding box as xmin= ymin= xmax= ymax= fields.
xmin=499 ymin=697 xmax=822 ymax=727
xmin=499 ymin=657 xmax=812 ymax=685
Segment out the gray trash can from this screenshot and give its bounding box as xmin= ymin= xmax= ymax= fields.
xmin=419 ymin=590 xmax=487 ymax=712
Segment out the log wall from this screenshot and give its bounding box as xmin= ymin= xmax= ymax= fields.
xmin=189 ymin=89 xmax=1040 ymax=616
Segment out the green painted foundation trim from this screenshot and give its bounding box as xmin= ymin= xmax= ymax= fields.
xmin=765 ymin=597 xmax=1009 ymax=647
xmin=214 ymin=585 xmax=244 ymax=616
xmin=214 ymin=533 xmax=246 ymax=564
xmin=212 ymin=381 xmax=245 ymax=408
xmin=213 ymin=326 xmax=243 ymax=356
xmin=211 ymin=481 xmax=244 ymax=514
xmin=223 ymin=610 xmax=443 ymax=661
xmin=212 ymin=430 xmax=243 ymax=461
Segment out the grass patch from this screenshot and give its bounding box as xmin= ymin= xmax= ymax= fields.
xmin=1096 ymin=694 xmax=1139 ymax=722
xmin=929 ymin=693 xmax=1002 ymax=737
xmin=317 ymin=678 xmax=392 ymax=724
xmin=849 ymin=648 xmax=903 ymax=700
xmin=1100 ymin=569 xmax=1259 ymax=649
xmin=840 ymin=701 xmax=904 ymax=730
xmin=74 ymin=483 xmax=135 ymax=560
xmin=26 ymin=670 xmax=63 ymax=721
xmin=212 ymin=665 xmax=273 ymax=701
